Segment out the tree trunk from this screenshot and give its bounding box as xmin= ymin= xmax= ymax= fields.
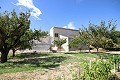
xmin=96 ymin=48 xmax=99 ymax=52
xmin=12 ymin=49 xmax=16 ymax=57
xmin=117 ymin=62 xmax=120 ymax=72
xmin=60 ymin=47 xmax=61 ymax=53
xmin=89 ymin=48 xmax=91 ymax=53
xmin=79 ymin=48 xmax=81 ymax=52
xmin=1 ymin=50 xmax=9 ymax=63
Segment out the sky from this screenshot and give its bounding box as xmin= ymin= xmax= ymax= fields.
xmin=0 ymin=0 xmax=120 ymax=32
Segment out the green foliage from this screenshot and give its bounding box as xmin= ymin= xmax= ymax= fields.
xmin=109 ymin=54 xmax=120 ymax=72
xmin=71 ymin=20 xmax=119 ymax=52
xmin=109 ymin=30 xmax=120 ymax=48
xmin=88 ymin=20 xmax=116 ymax=51
xmin=13 ymin=29 xmax=48 ymax=51
xmin=53 ymin=39 xmax=66 ymax=51
xmin=98 ymin=54 xmax=120 ymax=72
xmin=81 ymin=61 xmax=112 ymax=80
xmin=100 ymin=37 xmax=114 ymax=49
xmin=33 ymin=29 xmax=48 ymax=41
xmin=53 ymin=39 xmax=66 ymax=47
xmin=0 ymin=10 xmax=31 ymax=62
xmin=69 ymin=35 xmax=82 ymax=50
xmin=0 ymin=10 xmax=30 ymax=50
xmin=70 ymin=28 xmax=93 ymax=52
xmin=0 ymin=10 xmax=48 ymax=63
xmin=109 ymin=54 xmax=120 ymax=64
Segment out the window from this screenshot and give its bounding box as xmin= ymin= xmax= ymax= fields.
xmin=55 ymin=33 xmax=58 ymax=37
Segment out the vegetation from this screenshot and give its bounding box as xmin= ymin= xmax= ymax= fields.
xmin=81 ymin=61 xmax=112 ymax=80
xmin=0 ymin=10 xmax=48 ymax=63
xmin=53 ymin=39 xmax=66 ymax=52
xmin=99 ymin=53 xmax=120 ymax=72
xmin=11 ymin=29 xmax=48 ymax=57
xmin=70 ymin=20 xmax=120 ymax=52
xmin=0 ymin=53 xmax=67 ymax=74
xmin=0 ymin=9 xmax=119 ymax=79
xmin=0 ymin=52 xmax=119 ymax=80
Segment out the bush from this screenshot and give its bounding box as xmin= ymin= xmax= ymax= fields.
xmin=81 ymin=61 xmax=112 ymax=80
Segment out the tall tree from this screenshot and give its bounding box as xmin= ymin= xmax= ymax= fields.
xmin=88 ymin=20 xmax=116 ymax=52
xmin=79 ymin=28 xmax=93 ymax=52
xmin=0 ymin=10 xmax=30 ymax=63
xmin=0 ymin=10 xmax=48 ymax=63
xmin=70 ymin=20 xmax=117 ymax=52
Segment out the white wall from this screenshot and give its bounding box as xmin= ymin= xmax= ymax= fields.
xmin=59 ymin=35 xmax=69 ymax=52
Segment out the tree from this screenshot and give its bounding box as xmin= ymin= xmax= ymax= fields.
xmin=71 ymin=20 xmax=117 ymax=53
xmin=87 ymin=20 xmax=116 ymax=52
xmin=79 ymin=28 xmax=93 ymax=52
xmin=11 ymin=29 xmax=48 ymax=57
xmin=0 ymin=10 xmax=48 ymax=63
xmin=0 ymin=10 xmax=30 ymax=63
xmin=69 ymin=35 xmax=82 ymax=51
xmin=53 ymin=39 xmax=66 ymax=52
xmin=100 ymin=37 xmax=114 ymax=49
xmin=70 ymin=28 xmax=93 ymax=52
xmin=11 ymin=29 xmax=33 ymax=57
xmin=109 ymin=30 xmax=120 ymax=49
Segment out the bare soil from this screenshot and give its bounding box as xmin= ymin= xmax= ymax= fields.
xmin=0 ymin=62 xmax=80 ymax=80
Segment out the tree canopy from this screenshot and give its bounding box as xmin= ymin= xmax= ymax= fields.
xmin=70 ymin=20 xmax=119 ymax=52
xmin=53 ymin=39 xmax=66 ymax=52
xmin=0 ymin=10 xmax=48 ymax=63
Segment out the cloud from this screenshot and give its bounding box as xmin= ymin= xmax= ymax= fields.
xmin=14 ymin=0 xmax=42 ymax=20
xmin=63 ymin=22 xmax=75 ymax=29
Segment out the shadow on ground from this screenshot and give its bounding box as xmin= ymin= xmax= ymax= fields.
xmin=0 ymin=53 xmax=67 ymax=70
xmin=15 ymin=53 xmax=50 ymax=59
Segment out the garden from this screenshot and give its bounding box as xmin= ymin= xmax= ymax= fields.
xmin=0 ymin=52 xmax=120 ymax=80
xmin=0 ymin=10 xmax=120 ymax=80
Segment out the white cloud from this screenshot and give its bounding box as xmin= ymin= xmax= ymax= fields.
xmin=14 ymin=0 xmax=42 ymax=20
xmin=63 ymin=22 xmax=75 ymax=29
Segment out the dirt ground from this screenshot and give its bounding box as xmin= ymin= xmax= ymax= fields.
xmin=0 ymin=62 xmax=80 ymax=80
xmin=0 ymin=51 xmax=120 ymax=80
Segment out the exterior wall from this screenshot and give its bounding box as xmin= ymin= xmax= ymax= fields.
xmin=50 ymin=27 xmax=79 ymax=39
xmin=32 ymin=36 xmax=51 ymax=52
xmin=32 ymin=43 xmax=50 ymax=51
xmin=50 ymin=27 xmax=54 ymax=38
xmin=59 ymin=35 xmax=69 ymax=52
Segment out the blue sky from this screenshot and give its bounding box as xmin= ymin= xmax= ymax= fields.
xmin=0 ymin=0 xmax=120 ymax=32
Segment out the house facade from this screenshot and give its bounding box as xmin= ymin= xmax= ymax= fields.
xmin=50 ymin=27 xmax=79 ymax=52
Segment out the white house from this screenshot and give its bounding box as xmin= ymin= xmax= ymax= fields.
xmin=31 ymin=27 xmax=88 ymax=52
xmin=50 ymin=27 xmax=79 ymax=52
